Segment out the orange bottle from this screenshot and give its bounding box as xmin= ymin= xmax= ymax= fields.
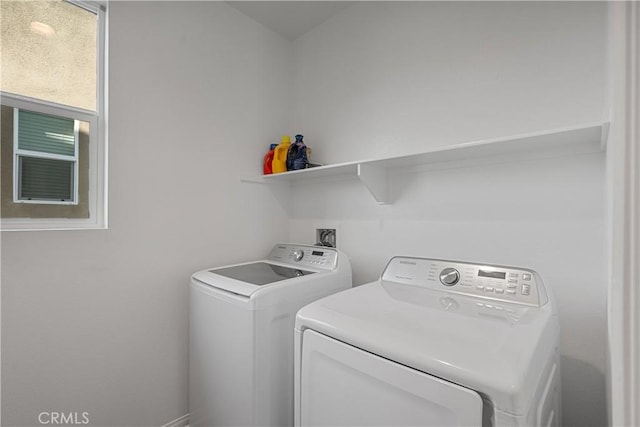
xmin=272 ymin=135 xmax=291 ymax=173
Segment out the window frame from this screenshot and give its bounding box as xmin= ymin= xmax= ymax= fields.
xmin=1 ymin=0 xmax=108 ymax=231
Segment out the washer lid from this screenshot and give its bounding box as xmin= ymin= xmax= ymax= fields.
xmin=193 ymin=261 xmax=315 ymax=297
xmin=295 ymin=280 xmax=556 ymax=415
xmin=211 ymin=262 xmax=314 ymax=285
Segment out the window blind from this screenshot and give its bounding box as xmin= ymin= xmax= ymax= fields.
xmin=18 ymin=156 xmax=74 ymax=201
xmin=18 ymin=110 xmax=75 ymax=156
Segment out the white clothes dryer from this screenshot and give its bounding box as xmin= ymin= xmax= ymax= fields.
xmin=294 ymin=256 xmax=560 ymax=427
xmin=190 ymin=243 xmax=351 ymax=427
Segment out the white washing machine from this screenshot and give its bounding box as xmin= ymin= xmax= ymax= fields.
xmin=189 ymin=243 xmax=351 ymax=427
xmin=294 ymin=256 xmax=560 ymax=427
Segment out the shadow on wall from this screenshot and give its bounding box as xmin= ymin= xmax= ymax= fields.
xmin=560 ymin=355 xmax=607 ymax=426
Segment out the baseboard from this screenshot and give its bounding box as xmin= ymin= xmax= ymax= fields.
xmin=161 ymin=414 xmax=189 ymax=427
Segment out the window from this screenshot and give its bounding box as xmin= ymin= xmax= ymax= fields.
xmin=15 ymin=110 xmax=79 ymax=204
xmin=0 ymin=0 xmax=107 ymax=230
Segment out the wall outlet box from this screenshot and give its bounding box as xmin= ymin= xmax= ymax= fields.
xmin=316 ymin=228 xmax=336 ymax=248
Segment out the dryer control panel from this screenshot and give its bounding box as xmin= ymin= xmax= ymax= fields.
xmin=267 ymin=244 xmax=338 ymax=271
xmin=382 ymin=257 xmax=548 ymax=307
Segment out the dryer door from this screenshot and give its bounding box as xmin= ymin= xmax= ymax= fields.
xmin=299 ymin=329 xmax=484 ymax=426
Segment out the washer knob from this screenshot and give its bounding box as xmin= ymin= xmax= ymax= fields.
xmin=292 ymin=250 xmax=304 ymax=262
xmin=439 ymin=268 xmax=460 ymax=286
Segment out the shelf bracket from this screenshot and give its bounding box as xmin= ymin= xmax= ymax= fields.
xmin=600 ymin=121 xmax=611 ymax=149
xmin=357 ymin=163 xmax=391 ymax=204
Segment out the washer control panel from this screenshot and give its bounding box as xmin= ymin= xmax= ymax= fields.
xmin=382 ymin=257 xmax=548 ymax=307
xmin=267 ymin=244 xmax=338 ymax=271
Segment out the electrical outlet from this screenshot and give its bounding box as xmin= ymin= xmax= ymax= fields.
xmin=316 ymin=229 xmax=337 ymax=248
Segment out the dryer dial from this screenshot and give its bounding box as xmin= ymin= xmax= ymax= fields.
xmin=439 ymin=268 xmax=460 ymax=286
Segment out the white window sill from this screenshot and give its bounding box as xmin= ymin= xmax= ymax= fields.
xmin=1 ymin=217 xmax=107 ymax=231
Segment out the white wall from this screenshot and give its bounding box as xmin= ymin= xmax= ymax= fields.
xmin=288 ymin=2 xmax=607 ymax=426
xmin=1 ymin=2 xmax=291 ymax=425
xmin=294 ymin=1 xmax=606 ymax=164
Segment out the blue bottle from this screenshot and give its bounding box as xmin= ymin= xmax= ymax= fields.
xmin=286 ymin=134 xmax=309 ymax=171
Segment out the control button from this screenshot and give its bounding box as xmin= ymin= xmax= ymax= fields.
xmin=506 ymin=289 xmax=517 ymax=295
xmin=508 ymin=279 xmax=517 ymax=284
xmin=439 ymin=268 xmax=460 ymax=286
xmin=522 ymin=273 xmax=532 ymax=281
xmin=495 ymin=305 xmax=504 ymax=311
xmin=485 ymin=286 xmax=494 ymax=292
xmin=292 ymin=250 xmax=304 ymax=262
xmin=508 ymin=273 xmax=518 ymax=278
xmin=521 ymin=284 xmax=531 ymax=296
xmin=476 ymin=285 xmax=484 ymax=290
xmin=495 ymin=288 xmax=504 ymax=294
xmin=485 ymin=304 xmax=493 ymax=309
xmin=506 ymin=283 xmax=517 ymax=289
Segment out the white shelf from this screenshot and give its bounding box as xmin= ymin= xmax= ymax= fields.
xmin=243 ymin=122 xmax=609 ymax=205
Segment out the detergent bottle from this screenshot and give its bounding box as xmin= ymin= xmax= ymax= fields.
xmin=263 ymin=144 xmax=277 ymax=175
xmin=272 ymin=135 xmax=291 ymax=173
xmin=286 ymin=134 xmax=309 ymax=171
